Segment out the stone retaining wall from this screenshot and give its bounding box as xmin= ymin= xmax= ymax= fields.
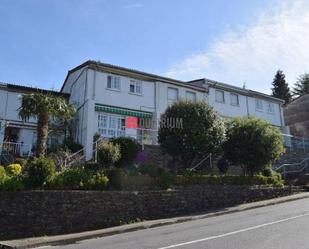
xmin=0 ymin=186 xmax=297 ymax=240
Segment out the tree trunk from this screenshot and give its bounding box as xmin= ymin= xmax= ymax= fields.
xmin=36 ymin=113 xmax=49 ymax=157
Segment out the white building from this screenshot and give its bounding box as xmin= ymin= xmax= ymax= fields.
xmin=61 ymin=61 xmax=285 ymax=160
xmin=0 ymin=82 xmax=68 ymax=160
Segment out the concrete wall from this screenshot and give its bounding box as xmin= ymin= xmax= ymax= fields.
xmin=0 ymin=187 xmax=296 ymax=240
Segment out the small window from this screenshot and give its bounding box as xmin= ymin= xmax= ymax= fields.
xmin=255 ymin=99 xmax=263 ymax=111
xmin=167 ymin=87 xmax=179 ymax=103
xmin=107 ymin=75 xmax=121 ymax=90
xmin=129 ymin=80 xmax=142 ymax=94
xmin=186 ymin=91 xmax=196 ymax=102
xmin=230 ymin=93 xmax=239 ymax=106
xmin=215 ymin=90 xmax=225 ymax=103
xmin=267 ymin=102 xmax=275 ymax=113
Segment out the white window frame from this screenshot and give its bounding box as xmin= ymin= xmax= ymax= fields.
xmin=129 ymin=80 xmax=142 ymax=95
xmin=167 ymin=87 xmax=179 ymax=103
xmin=230 ymin=93 xmax=239 ymax=106
xmin=107 ymin=75 xmax=121 ymax=90
xmin=255 ymin=99 xmax=263 ymax=111
xmin=215 ymin=90 xmax=225 ymax=103
xmin=186 ymin=91 xmax=196 ymax=102
xmin=98 ymin=113 xmax=125 ymax=138
xmin=267 ymin=102 xmax=275 ymax=113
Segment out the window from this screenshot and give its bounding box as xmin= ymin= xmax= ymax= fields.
xmin=107 ymin=75 xmax=121 ymax=90
xmin=186 ymin=91 xmax=196 ymax=102
xmin=267 ymin=102 xmax=275 ymax=113
xmin=230 ymin=93 xmax=239 ymax=106
xmin=98 ymin=113 xmax=125 ymax=138
xmin=255 ymin=99 xmax=263 ymax=111
xmin=215 ymin=90 xmax=225 ymax=103
xmin=129 ymin=80 xmax=142 ymax=94
xmin=167 ymin=87 xmax=179 ymax=103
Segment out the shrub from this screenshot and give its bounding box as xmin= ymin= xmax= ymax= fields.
xmin=0 ymin=166 xmax=7 ymax=184
xmin=217 ymin=158 xmax=230 ymax=175
xmin=139 ymin=164 xmax=163 ymax=177
xmin=224 ymin=117 xmax=285 ymax=175
xmin=156 ymin=172 xmax=174 ymax=189
xmin=158 ymin=101 xmax=225 ymax=169
xmin=50 ymin=168 xmax=109 ymax=190
xmin=63 ymin=138 xmax=83 ymax=153
xmin=0 ymin=176 xmax=25 ymax=191
xmin=111 ymin=137 xmax=141 ymax=167
xmin=25 ymin=157 xmax=56 ymax=188
xmin=174 ymin=174 xmax=284 ymax=187
xmin=6 ymin=164 xmax=22 ymax=176
xmin=108 ymin=168 xmax=127 ymax=190
xmin=97 ymin=140 xmax=121 ymax=168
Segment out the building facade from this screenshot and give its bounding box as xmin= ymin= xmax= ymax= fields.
xmin=61 ymin=61 xmax=285 ymax=160
xmin=0 ymin=83 xmax=68 ymax=159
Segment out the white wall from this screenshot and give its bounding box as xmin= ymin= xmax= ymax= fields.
xmin=208 ymin=87 xmax=283 ymax=127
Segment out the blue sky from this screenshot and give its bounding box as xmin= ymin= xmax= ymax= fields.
xmin=1 ymin=0 xmax=308 ymax=93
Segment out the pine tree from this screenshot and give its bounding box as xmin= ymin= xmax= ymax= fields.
xmin=271 ymin=70 xmax=291 ymax=105
xmin=293 ymin=73 xmax=309 ymax=97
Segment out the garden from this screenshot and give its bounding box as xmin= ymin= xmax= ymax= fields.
xmin=0 ymin=95 xmax=286 ymax=191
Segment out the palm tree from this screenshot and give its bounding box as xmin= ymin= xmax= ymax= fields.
xmin=18 ymin=93 xmax=75 ymax=157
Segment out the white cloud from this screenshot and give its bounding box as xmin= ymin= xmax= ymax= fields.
xmin=123 ymin=3 xmax=142 ymax=9
xmin=165 ymin=0 xmax=309 ymax=94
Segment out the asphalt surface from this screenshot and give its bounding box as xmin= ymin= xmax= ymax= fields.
xmin=38 ymin=198 xmax=309 ymax=249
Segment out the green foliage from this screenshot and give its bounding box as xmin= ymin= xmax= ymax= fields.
xmin=175 ymin=174 xmax=284 ymax=187
xmin=51 ymin=168 xmax=109 ymax=190
xmin=111 ymin=137 xmax=141 ymax=167
xmin=156 ymin=172 xmax=174 ymax=189
xmin=97 ymin=140 xmax=121 ymax=168
xmin=25 ymin=157 xmax=56 ymax=188
xmin=0 ymin=166 xmax=7 ymax=184
xmin=217 ymin=158 xmax=230 ymax=175
xmin=271 ymin=70 xmax=291 ymax=105
xmin=63 ymin=139 xmax=83 ymax=153
xmin=139 ymin=164 xmax=164 ymax=177
xmin=224 ymin=117 xmax=285 ymax=175
xmin=0 ymin=176 xmax=25 ymax=191
xmin=108 ymin=168 xmax=127 ymax=190
xmin=293 ymin=73 xmax=309 ymax=97
xmin=158 ymin=101 xmax=225 ymax=169
xmin=6 ymin=164 xmax=22 ymax=176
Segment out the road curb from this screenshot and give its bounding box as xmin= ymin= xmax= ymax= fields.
xmin=1 ymin=192 xmax=309 ymax=249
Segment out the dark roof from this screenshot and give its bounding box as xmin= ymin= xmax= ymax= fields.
xmin=0 ymin=82 xmax=70 ymax=98
xmin=61 ymin=60 xmax=207 ymax=92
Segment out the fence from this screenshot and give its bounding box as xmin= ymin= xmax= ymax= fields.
xmin=0 ymin=142 xmax=32 ymax=157
xmin=282 ymin=134 xmax=309 ymax=153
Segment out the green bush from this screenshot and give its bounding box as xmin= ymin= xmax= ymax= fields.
xmin=224 ymin=117 xmax=285 ymax=175
xmin=0 ymin=176 xmax=25 ymax=191
xmin=25 ymin=157 xmax=56 ymax=188
xmin=97 ymin=140 xmax=121 ymax=168
xmin=111 ymin=137 xmax=141 ymax=167
xmin=63 ymin=138 xmax=83 ymax=153
xmin=158 ymin=101 xmax=225 ymax=169
xmin=0 ymin=166 xmax=7 ymax=184
xmin=174 ymin=174 xmax=284 ymax=187
xmin=139 ymin=164 xmax=163 ymax=177
xmin=6 ymin=164 xmax=22 ymax=176
xmin=108 ymin=168 xmax=127 ymax=190
xmin=51 ymin=168 xmax=109 ymax=190
xmin=156 ymin=172 xmax=175 ymax=189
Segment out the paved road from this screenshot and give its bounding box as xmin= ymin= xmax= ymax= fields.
xmin=38 ymin=198 xmax=309 ymax=249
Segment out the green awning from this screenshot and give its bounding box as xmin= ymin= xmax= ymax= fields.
xmin=95 ymin=104 xmax=153 ymax=118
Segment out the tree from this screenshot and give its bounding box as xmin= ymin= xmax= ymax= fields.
xmin=224 ymin=117 xmax=285 ymax=176
xmin=271 ymin=70 xmax=291 ymax=105
xmin=158 ymin=101 xmax=225 ymax=170
xmin=293 ymin=73 xmax=309 ymax=97
xmin=19 ymin=93 xmax=75 ymax=157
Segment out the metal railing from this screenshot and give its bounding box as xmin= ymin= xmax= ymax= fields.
xmin=0 ymin=142 xmax=32 ymax=157
xmin=274 ymin=157 xmax=309 ymax=179
xmin=282 ymin=134 xmax=309 ymax=153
